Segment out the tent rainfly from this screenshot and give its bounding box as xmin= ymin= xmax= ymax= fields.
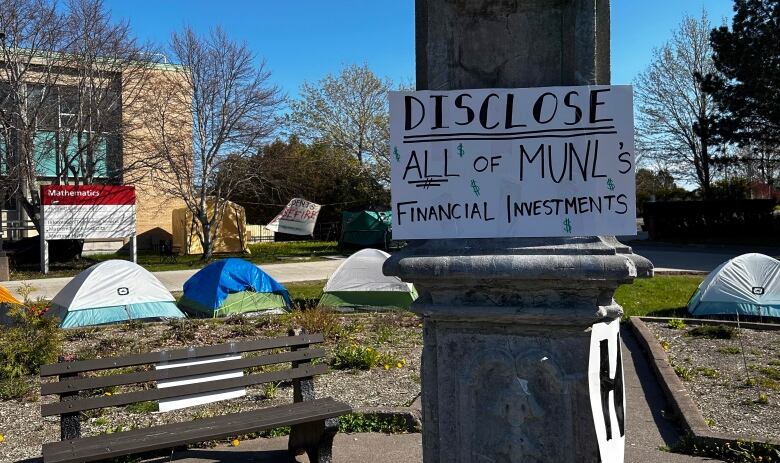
xmin=319 ymin=248 xmax=417 ymax=309
xmin=178 ymin=258 xmax=292 ymax=317
xmin=0 ymin=285 xmax=20 ymax=305
xmin=49 ymin=260 xmax=185 ymax=328
xmin=172 ymin=199 xmax=251 ymax=255
xmin=0 ymin=284 xmax=22 ymax=325
xmin=339 ymin=210 xmax=392 ymax=249
xmin=688 ymin=253 xmax=780 ymax=318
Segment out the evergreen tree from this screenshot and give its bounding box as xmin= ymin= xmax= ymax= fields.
xmin=699 ymin=0 xmax=780 ymax=150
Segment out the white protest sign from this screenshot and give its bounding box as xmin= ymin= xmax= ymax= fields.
xmin=588 ymin=318 xmax=625 ymax=462
xmin=389 ymin=86 xmax=635 ymax=239
xmin=266 ymin=198 xmax=321 ymax=236
xmin=156 ymin=354 xmax=244 ymax=412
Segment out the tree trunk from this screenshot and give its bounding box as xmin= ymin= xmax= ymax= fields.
xmin=201 ymin=219 xmax=213 ymax=262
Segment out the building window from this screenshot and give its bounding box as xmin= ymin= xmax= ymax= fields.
xmin=28 ymin=84 xmax=121 ymax=181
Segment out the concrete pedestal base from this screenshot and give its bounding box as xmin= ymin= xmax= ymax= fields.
xmin=384 ymin=237 xmax=651 ymax=462
xmin=422 ymin=319 xmax=598 ymax=461
xmin=0 ymin=254 xmax=9 ymax=281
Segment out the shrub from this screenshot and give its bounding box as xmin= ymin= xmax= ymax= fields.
xmin=674 ymin=365 xmax=695 ymax=381
xmin=331 ymin=343 xmax=382 ymax=370
xmin=667 ymin=318 xmax=687 ymax=330
xmin=126 ymin=401 xmax=159 ymax=414
xmin=718 ymin=346 xmax=741 ymax=354
xmin=330 ymin=342 xmax=405 ymax=371
xmin=688 ymin=325 xmax=736 ymax=339
xmin=643 ymin=199 xmax=777 ymax=242
xmin=0 ymin=304 xmax=62 ymax=380
xmin=672 ymin=433 xmax=780 ymax=462
xmin=165 ymin=319 xmax=199 ymax=343
xmin=338 ymin=413 xmax=412 ymax=433
xmin=288 ymin=304 xmax=341 ymax=339
xmin=0 ymin=376 xmax=33 ymax=400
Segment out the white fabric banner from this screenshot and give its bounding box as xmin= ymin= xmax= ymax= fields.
xmin=266 ymin=198 xmax=321 ymax=235
xmin=389 ymin=85 xmax=636 ymax=239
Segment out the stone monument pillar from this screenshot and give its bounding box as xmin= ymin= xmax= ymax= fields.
xmin=384 ymin=1 xmax=653 ymax=461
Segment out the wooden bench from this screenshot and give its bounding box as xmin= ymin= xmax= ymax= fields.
xmin=40 ymin=331 xmax=351 ymax=463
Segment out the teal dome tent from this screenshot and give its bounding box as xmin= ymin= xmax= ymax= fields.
xmin=688 ymin=253 xmax=780 ymax=319
xmin=49 ymin=260 xmax=185 ymax=328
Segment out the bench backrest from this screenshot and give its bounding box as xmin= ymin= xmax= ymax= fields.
xmin=40 ymin=332 xmax=326 ymax=419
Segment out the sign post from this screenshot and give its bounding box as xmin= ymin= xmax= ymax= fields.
xmin=383 ymin=1 xmax=652 ymax=462
xmin=40 ymin=185 xmax=137 ymax=274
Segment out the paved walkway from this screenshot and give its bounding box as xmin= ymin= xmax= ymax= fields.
xmin=621 ymin=327 xmax=722 ymax=462
xmin=3 ymin=258 xmax=345 ymax=301
xmin=630 ymin=241 xmax=780 ymax=274
xmin=6 ymin=241 xmax=780 ymax=299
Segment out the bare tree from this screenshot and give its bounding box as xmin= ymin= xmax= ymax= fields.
xmin=0 ymin=0 xmax=160 ymax=244
xmin=142 ymin=27 xmax=281 ymax=261
xmin=635 ymin=12 xmax=722 ymax=198
xmin=55 ymin=0 xmax=161 ymax=187
xmin=0 ymin=0 xmax=68 ymax=234
xmin=289 ymin=63 xmax=392 ymax=184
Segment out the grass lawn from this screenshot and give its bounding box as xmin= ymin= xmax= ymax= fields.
xmin=242 ymin=275 xmax=707 ymax=317
xmin=10 ymin=241 xmax=342 ymax=280
xmin=614 ymin=275 xmax=704 ymax=318
xmin=285 ymin=280 xmax=328 ymax=305
xmin=171 ymin=275 xmax=708 ymax=317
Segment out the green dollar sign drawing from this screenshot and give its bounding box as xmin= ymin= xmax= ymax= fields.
xmin=607 ymin=177 xmax=615 ymax=191
xmin=470 ymin=179 xmax=480 ymax=196
xmin=393 ymin=146 xmax=400 ymax=162
xmin=457 ymin=143 xmax=465 ymax=157
xmin=563 ymin=218 xmax=572 ymax=234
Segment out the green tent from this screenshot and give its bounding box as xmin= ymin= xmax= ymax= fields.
xmin=319 ymin=249 xmax=417 ymax=310
xmin=179 ymin=291 xmax=289 ymax=317
xmin=178 ymin=258 xmax=291 ymax=317
xmin=339 ymin=209 xmax=392 ymax=248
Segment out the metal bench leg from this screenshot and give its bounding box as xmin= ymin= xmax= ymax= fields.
xmin=289 ymin=417 xmax=338 ymax=463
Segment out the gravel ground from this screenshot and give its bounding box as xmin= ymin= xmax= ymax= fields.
xmin=0 ymin=312 xmax=423 ymax=463
xmin=646 ymin=320 xmax=780 ymax=440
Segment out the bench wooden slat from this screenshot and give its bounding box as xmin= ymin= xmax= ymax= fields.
xmin=42 ymin=363 xmax=328 ymax=416
xmin=42 ymin=397 xmax=352 ymax=463
xmin=40 ymin=333 xmax=325 ymax=377
xmin=41 ymin=347 xmax=326 ymax=395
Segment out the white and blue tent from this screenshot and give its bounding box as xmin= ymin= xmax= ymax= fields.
xmin=49 ymin=260 xmax=185 ymax=328
xmin=688 ymin=253 xmax=780 ymax=319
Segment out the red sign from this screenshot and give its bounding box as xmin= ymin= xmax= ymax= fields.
xmin=41 ymin=185 xmax=136 ymax=206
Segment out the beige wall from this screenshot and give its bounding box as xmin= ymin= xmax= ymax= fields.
xmin=121 ymin=65 xmax=192 ymax=248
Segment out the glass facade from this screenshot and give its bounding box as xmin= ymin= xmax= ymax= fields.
xmin=27 ymin=84 xmax=120 ymax=180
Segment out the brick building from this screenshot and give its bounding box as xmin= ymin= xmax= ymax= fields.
xmin=0 ymin=57 xmax=190 ymax=251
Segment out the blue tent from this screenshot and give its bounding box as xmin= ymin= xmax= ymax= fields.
xmin=178 ymin=259 xmax=292 ymax=317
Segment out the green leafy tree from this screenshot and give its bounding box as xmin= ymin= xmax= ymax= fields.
xmin=635 ymin=168 xmax=690 ymax=211
xmin=288 ymin=64 xmax=392 ymax=185
xmin=231 ymin=137 xmax=390 ymax=234
xmin=698 ymin=0 xmax=780 ymax=189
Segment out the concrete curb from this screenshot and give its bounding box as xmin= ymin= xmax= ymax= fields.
xmin=639 ymin=316 xmax=780 ymax=331
xmin=653 ymin=270 xmax=709 ymax=276
xmin=628 ymin=317 xmax=780 ymax=448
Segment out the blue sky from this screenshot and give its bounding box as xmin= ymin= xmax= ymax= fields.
xmin=104 ymin=0 xmax=736 ymax=99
